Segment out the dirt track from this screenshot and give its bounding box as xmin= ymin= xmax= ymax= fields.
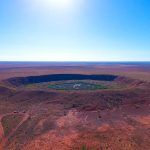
xmin=0 ymin=112 xmax=30 ymax=149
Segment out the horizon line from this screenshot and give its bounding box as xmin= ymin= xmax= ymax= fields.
xmin=0 ymin=60 xmax=150 ymax=63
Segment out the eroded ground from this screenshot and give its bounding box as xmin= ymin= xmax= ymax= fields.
xmin=0 ymin=63 xmax=150 ymax=150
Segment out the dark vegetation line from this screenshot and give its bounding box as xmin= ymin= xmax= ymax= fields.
xmin=5 ymin=74 xmax=118 ymax=86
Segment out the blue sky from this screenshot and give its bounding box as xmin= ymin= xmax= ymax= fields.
xmin=0 ymin=0 xmax=150 ymax=61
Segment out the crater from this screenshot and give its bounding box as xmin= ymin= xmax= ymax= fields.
xmin=3 ymin=74 xmax=121 ymax=91
xmin=5 ymin=74 xmax=118 ymax=87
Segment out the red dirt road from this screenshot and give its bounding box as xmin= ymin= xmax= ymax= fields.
xmin=0 ymin=112 xmax=30 ymax=149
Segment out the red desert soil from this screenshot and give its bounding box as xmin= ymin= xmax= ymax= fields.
xmin=0 ymin=63 xmax=149 ymax=150
xmin=0 ymin=112 xmax=29 ymax=149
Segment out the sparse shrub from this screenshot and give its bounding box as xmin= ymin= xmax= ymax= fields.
xmin=81 ymin=145 xmax=87 ymax=150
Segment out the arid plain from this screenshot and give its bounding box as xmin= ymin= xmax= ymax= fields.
xmin=0 ymin=62 xmax=150 ymax=150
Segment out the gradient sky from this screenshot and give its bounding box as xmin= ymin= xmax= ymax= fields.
xmin=0 ymin=0 xmax=150 ymax=61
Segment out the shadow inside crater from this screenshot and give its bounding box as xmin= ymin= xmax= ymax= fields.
xmin=5 ymin=74 xmax=118 ymax=86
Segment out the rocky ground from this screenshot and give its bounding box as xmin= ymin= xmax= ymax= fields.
xmin=0 ymin=63 xmax=149 ymax=150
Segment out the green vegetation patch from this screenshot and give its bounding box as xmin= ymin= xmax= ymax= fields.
xmin=48 ymin=82 xmax=107 ymax=90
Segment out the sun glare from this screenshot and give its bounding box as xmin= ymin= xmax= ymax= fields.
xmin=30 ymin=0 xmax=77 ymax=12
xmin=44 ymin=0 xmax=74 ymax=9
xmin=24 ymin=0 xmax=85 ymax=25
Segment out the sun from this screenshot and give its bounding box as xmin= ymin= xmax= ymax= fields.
xmin=45 ymin=0 xmax=73 ymax=8
xmin=33 ymin=0 xmax=75 ymax=12
xmin=25 ymin=0 xmax=85 ymax=21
